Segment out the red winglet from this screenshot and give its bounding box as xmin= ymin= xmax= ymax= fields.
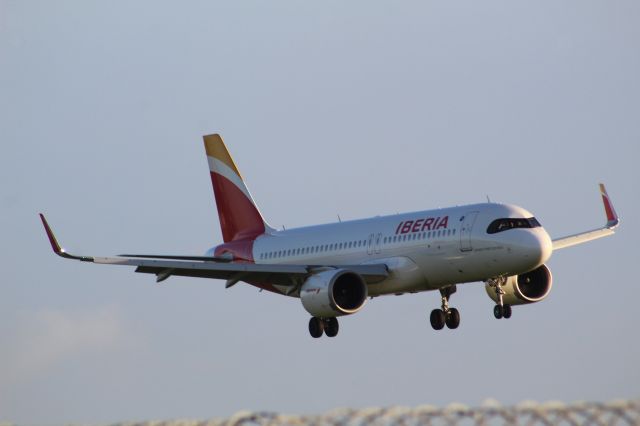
xmin=39 ymin=213 xmax=63 ymax=255
xmin=39 ymin=213 xmax=94 ymax=261
xmin=599 ymin=184 xmax=619 ymax=228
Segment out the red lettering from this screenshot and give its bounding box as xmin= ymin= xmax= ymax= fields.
xmin=436 ymin=216 xmax=449 ymax=229
xmin=395 ymin=222 xmax=403 ymax=235
xmin=401 ymin=221 xmax=414 ymax=234
xmin=412 ymin=219 xmax=424 ymax=232
xmin=422 ymin=217 xmax=434 ymax=231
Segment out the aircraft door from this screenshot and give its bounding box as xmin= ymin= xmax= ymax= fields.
xmin=367 ymin=233 xmax=375 ymax=255
xmin=459 ymin=211 xmax=479 ymax=252
xmin=374 ymin=233 xmax=382 ymax=254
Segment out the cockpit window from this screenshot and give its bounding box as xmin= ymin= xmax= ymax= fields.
xmin=487 ymin=217 xmax=541 ymax=234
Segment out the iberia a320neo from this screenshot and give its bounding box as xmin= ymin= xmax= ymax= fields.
xmin=40 ymin=134 xmax=620 ymax=338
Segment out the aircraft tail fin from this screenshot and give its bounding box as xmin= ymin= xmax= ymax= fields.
xmin=203 ymin=134 xmax=274 ymax=242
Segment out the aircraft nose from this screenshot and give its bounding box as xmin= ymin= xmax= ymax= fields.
xmin=515 ymin=229 xmax=553 ymax=267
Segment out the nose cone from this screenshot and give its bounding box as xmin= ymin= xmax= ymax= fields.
xmin=514 ymin=229 xmax=553 ymax=269
xmin=536 ymin=229 xmax=553 ymax=265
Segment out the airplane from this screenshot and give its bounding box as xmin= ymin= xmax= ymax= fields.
xmin=40 ymin=134 xmax=620 ymax=338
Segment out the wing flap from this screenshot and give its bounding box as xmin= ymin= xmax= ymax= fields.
xmin=110 ymin=257 xmax=387 ymax=285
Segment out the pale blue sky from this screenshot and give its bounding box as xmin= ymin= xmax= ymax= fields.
xmin=1 ymin=1 xmax=639 ymax=424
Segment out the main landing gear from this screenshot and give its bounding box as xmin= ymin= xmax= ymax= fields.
xmin=308 ymin=316 xmax=339 ymax=338
xmin=430 ymin=285 xmax=460 ymax=330
xmin=487 ymin=276 xmax=513 ymax=320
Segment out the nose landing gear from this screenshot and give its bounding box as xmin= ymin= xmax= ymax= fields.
xmin=487 ymin=276 xmax=513 ymax=320
xmin=430 ymin=285 xmax=460 ymax=330
xmin=493 ymin=304 xmax=512 ymax=319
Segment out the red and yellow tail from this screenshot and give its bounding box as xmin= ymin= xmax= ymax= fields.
xmin=204 ymin=134 xmax=273 ymax=242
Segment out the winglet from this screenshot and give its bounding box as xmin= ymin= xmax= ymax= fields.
xmin=39 ymin=214 xmax=93 ymax=261
xmin=599 ymin=184 xmax=620 ymax=228
xmin=40 ymin=213 xmax=63 ymax=255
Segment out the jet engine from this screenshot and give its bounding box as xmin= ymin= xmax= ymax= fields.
xmin=485 ymin=264 xmax=553 ymax=305
xmin=300 ymin=269 xmax=368 ymax=317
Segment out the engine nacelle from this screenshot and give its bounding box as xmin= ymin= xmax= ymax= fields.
xmin=300 ymin=269 xmax=368 ymax=317
xmin=485 ymin=264 xmax=553 ymax=306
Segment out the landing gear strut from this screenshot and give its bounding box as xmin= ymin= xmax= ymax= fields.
xmin=487 ymin=276 xmax=513 ymax=320
xmin=308 ymin=316 xmax=339 ymax=338
xmin=430 ymin=285 xmax=460 ymax=330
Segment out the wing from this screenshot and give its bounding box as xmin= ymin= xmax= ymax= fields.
xmin=39 ymin=214 xmax=388 ymax=287
xmin=552 ymin=184 xmax=620 ymax=250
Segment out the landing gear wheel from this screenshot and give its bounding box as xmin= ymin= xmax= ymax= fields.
xmin=324 ymin=317 xmax=339 ymax=337
xmin=308 ymin=317 xmax=324 ymax=338
xmin=445 ymin=308 xmax=460 ymax=329
xmin=493 ymin=305 xmax=504 ymax=319
xmin=430 ymin=309 xmax=446 ymax=330
xmin=503 ymin=305 xmax=512 ymax=319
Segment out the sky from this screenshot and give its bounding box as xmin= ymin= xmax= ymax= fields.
xmin=1 ymin=1 xmax=639 ymax=424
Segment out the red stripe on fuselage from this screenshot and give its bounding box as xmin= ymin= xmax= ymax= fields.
xmin=213 ymin=240 xmax=282 ymax=295
xmin=214 ymin=238 xmax=255 ymax=262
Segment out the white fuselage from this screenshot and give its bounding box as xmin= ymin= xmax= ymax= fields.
xmin=249 ymin=203 xmax=552 ymax=296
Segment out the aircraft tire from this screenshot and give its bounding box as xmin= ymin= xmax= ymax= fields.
xmin=324 ymin=317 xmax=339 ymax=337
xmin=503 ymin=305 xmax=512 ymax=319
xmin=493 ymin=305 xmax=504 ymax=319
xmin=430 ymin=309 xmax=446 ymax=330
xmin=445 ymin=308 xmax=460 ymax=329
xmin=309 ymin=317 xmax=324 ymax=338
